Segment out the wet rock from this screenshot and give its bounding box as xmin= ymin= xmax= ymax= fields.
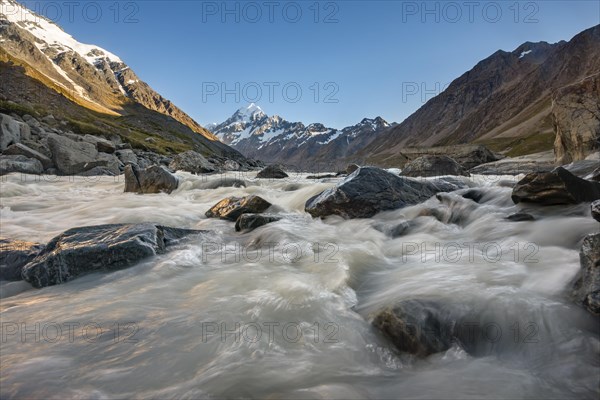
xmin=461 ymin=189 xmax=485 ymax=203
xmin=124 ymin=164 xmax=179 ymax=194
xmin=0 ymin=155 xmax=43 ymax=175
xmin=169 ymin=150 xmax=216 ymax=174
xmin=506 ymin=213 xmax=535 ymax=222
xmin=306 ymin=174 xmax=338 ymax=179
xmin=346 ymin=164 xmax=360 ymax=174
xmin=0 ymin=239 xmax=44 ymax=281
xmin=571 ymin=233 xmax=600 ymax=315
xmin=21 ymin=223 xmax=203 ymax=288
xmin=206 ymin=195 xmax=272 ymax=221
xmin=257 ymin=165 xmax=289 ymax=179
xmin=235 ymin=213 xmax=282 ymax=232
xmin=512 ymin=167 xmax=600 ymax=205
xmin=592 ymin=200 xmax=600 ymax=223
xmin=401 ymin=155 xmax=470 ymax=178
xmin=199 ymin=178 xmax=246 ymax=189
xmin=305 ymin=167 xmax=462 ymax=219
xmin=3 ymin=143 xmax=53 ymax=169
xmin=373 ymin=221 xmax=414 ymax=238
xmin=372 ymin=300 xmax=454 ymax=357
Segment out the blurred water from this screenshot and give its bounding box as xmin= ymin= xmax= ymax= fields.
xmin=0 ymin=171 xmax=598 ymax=399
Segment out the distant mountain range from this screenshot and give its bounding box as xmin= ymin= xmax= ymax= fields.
xmin=0 ymin=0 xmax=244 ymax=160
xmin=210 ymin=103 xmax=394 ymax=168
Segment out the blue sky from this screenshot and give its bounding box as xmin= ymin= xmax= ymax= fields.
xmin=19 ymin=0 xmax=600 ymax=128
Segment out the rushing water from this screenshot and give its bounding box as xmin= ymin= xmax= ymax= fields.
xmin=0 ymin=171 xmax=599 ymax=399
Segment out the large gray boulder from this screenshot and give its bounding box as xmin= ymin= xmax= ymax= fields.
xmin=47 ymin=133 xmax=99 ymax=174
xmin=124 ymin=164 xmax=179 ymax=194
xmin=21 ymin=224 xmax=203 ymax=288
xmin=206 ymin=195 xmax=272 ymax=221
xmin=115 ymin=149 xmax=138 ymax=166
xmin=572 ymin=233 xmax=600 ymax=315
xmin=0 ymin=238 xmax=44 ymax=281
xmin=3 ymin=143 xmax=53 ymax=169
xmin=0 ymin=155 xmax=43 ymax=175
xmin=257 ymin=165 xmax=288 ymax=179
xmin=81 ymin=134 xmax=116 ymax=154
xmin=305 ymin=167 xmax=463 ymax=219
xmin=512 ymin=167 xmax=600 ymax=205
xmin=401 ymin=155 xmax=470 ymax=178
xmin=0 ymin=113 xmax=30 ymax=150
xmin=169 ymin=150 xmax=216 ymax=174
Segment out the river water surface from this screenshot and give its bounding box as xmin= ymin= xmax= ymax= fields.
xmin=0 ymin=171 xmax=598 ymax=399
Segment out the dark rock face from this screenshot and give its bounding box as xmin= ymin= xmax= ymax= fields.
xmin=0 ymin=239 xmax=44 ymax=281
xmin=592 ymin=200 xmax=600 ymax=222
xmin=257 ymin=165 xmax=289 ymax=179
xmin=169 ymin=150 xmax=216 ymax=174
xmin=401 ymin=155 xmax=470 ymax=178
xmin=512 ymin=167 xmax=600 ymax=205
xmin=124 ymin=164 xmax=179 ymax=194
xmin=4 ymin=143 xmax=53 ymax=169
xmin=0 ymin=155 xmax=43 ymax=175
xmin=235 ymin=214 xmax=281 ymax=232
xmin=206 ymin=195 xmax=272 ymax=221
xmin=372 ymin=300 xmax=455 ymax=357
xmin=305 ymin=167 xmax=462 ymax=219
xmin=21 ymin=224 xmax=202 ymax=288
xmin=572 ymin=233 xmax=600 ymax=315
xmin=506 ymin=213 xmax=535 ymax=222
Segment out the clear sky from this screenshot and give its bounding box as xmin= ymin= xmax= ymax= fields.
xmin=18 ymin=0 xmax=600 ymax=128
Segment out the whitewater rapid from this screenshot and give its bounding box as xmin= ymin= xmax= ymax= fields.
xmin=0 ymin=171 xmax=598 ymax=399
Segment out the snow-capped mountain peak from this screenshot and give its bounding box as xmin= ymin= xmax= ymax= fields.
xmin=233 ymin=103 xmax=266 ymax=123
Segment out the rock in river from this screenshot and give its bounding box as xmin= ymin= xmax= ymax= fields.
xmin=257 ymin=165 xmax=289 ymax=179
xmin=401 ymin=155 xmax=470 ymax=178
xmin=571 ymin=233 xmax=600 ymax=315
xmin=305 ymin=167 xmax=463 ymax=219
xmin=124 ymin=164 xmax=179 ymax=194
xmin=0 ymin=238 xmax=44 ymax=281
xmin=235 ymin=213 xmax=282 ymax=232
xmin=21 ymin=223 xmax=203 ymax=288
xmin=206 ymin=195 xmax=272 ymax=221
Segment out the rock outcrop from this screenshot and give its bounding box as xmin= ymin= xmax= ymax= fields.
xmin=553 ymin=74 xmax=600 ymax=165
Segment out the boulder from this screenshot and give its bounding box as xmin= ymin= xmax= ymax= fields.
xmin=512 ymin=167 xmax=600 ymax=205
xmin=3 ymin=143 xmax=53 ymax=169
xmin=305 ymin=167 xmax=462 ymax=219
xmin=401 ymin=155 xmax=470 ymax=178
xmin=553 ymin=74 xmax=600 ymax=165
xmin=0 ymin=155 xmax=43 ymax=175
xmin=78 ymin=166 xmax=118 ymax=176
xmin=169 ymin=150 xmax=216 ymax=174
xmin=124 ymin=164 xmax=179 ymax=194
xmin=235 ymin=214 xmax=282 ymax=232
xmin=571 ymin=233 xmax=600 ymax=315
xmin=206 ymin=195 xmax=272 ymax=221
xmin=21 ymin=224 xmax=203 ymax=288
xmin=115 ymin=149 xmax=138 ymax=166
xmin=47 ymin=133 xmax=101 ymax=174
xmin=81 ymin=134 xmax=116 ymax=154
xmin=372 ymin=300 xmax=454 ymax=357
xmin=257 ymin=165 xmax=289 ymax=179
xmin=346 ymin=164 xmax=360 ymax=174
xmin=0 ymin=239 xmax=44 ymax=281
xmin=0 ymin=113 xmax=24 ymax=150
xmin=592 ymin=200 xmax=600 ymax=223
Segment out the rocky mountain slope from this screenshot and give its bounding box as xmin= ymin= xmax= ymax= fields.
xmin=359 ymin=25 xmax=600 ymax=166
xmin=0 ymin=0 xmax=245 ymax=161
xmin=211 ymin=103 xmax=393 ymax=169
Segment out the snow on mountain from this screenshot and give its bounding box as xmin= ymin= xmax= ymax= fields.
xmin=210 ymin=104 xmax=394 ymax=167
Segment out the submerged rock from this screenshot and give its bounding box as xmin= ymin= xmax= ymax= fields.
xmin=257 ymin=165 xmax=289 ymax=179
xmin=124 ymin=164 xmax=179 ymax=194
xmin=206 ymin=195 xmax=272 ymax=221
xmin=512 ymin=167 xmax=600 ymax=205
xmin=571 ymin=233 xmax=600 ymax=315
xmin=235 ymin=213 xmax=282 ymax=232
xmin=305 ymin=167 xmax=462 ymax=219
xmin=0 ymin=239 xmax=44 ymax=281
xmin=506 ymin=213 xmax=535 ymax=222
xmin=21 ymin=224 xmax=202 ymax=288
xmin=401 ymin=155 xmax=470 ymax=178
